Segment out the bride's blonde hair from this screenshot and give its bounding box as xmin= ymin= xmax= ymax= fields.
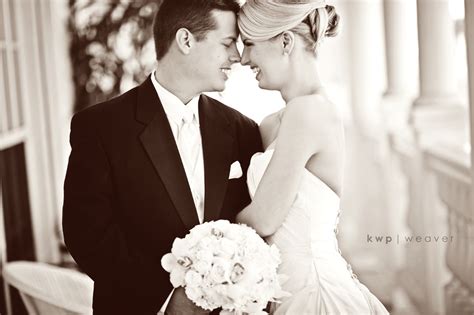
xmin=238 ymin=0 xmax=341 ymax=54
xmin=288 ymin=5 xmax=340 ymax=53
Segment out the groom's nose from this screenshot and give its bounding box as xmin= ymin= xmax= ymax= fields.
xmin=229 ymin=43 xmax=241 ymax=64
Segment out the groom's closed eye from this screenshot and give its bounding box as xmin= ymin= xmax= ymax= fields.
xmin=222 ymin=36 xmax=237 ymax=47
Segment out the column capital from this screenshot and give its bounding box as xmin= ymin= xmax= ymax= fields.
xmin=409 ymin=104 xmax=468 ymax=149
xmin=412 ymin=95 xmax=463 ymax=108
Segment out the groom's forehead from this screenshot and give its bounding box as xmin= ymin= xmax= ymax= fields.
xmin=210 ymin=10 xmax=238 ymax=34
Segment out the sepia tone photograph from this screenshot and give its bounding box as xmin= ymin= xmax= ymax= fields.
xmin=0 ymin=0 xmax=472 ymax=314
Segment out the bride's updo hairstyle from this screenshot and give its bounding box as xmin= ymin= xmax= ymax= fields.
xmin=238 ymin=0 xmax=340 ymax=54
xmin=291 ymin=3 xmax=340 ymax=52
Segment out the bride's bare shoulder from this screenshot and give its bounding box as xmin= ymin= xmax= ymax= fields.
xmin=285 ymin=94 xmax=340 ymax=125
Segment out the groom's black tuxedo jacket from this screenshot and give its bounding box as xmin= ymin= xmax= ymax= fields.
xmin=63 ymin=76 xmax=262 ymax=314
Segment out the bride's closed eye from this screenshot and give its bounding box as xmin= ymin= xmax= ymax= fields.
xmin=242 ymin=40 xmax=254 ymax=47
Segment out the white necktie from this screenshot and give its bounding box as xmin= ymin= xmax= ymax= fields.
xmin=177 ymin=110 xmax=204 ymax=223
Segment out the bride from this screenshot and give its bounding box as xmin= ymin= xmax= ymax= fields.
xmin=236 ymin=0 xmax=389 ymax=314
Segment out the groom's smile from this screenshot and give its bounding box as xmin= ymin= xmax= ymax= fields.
xmin=220 ymin=67 xmax=232 ymax=79
xmin=190 ymin=10 xmax=240 ymax=92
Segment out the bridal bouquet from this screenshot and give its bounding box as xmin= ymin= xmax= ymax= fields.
xmin=161 ymin=220 xmax=289 ymax=315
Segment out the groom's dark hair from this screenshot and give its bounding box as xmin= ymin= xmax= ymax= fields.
xmin=153 ymin=0 xmax=240 ymax=60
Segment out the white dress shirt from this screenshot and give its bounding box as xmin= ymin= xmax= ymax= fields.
xmin=151 ymin=71 xmax=205 ymax=314
xmin=150 ymin=70 xmax=205 ymax=223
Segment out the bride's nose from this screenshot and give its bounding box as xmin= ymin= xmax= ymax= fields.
xmin=240 ymin=48 xmax=250 ymax=66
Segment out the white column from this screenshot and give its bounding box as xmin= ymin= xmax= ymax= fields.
xmin=381 ymin=1 xmax=418 ymax=302
xmin=383 ymin=0 xmax=418 ymax=97
xmin=347 ymin=0 xmax=386 ymax=135
xmin=416 ymin=0 xmax=457 ymax=102
xmin=466 ymin=0 xmax=474 ymax=196
xmin=410 ymin=0 xmax=467 ymax=147
xmin=382 ymin=0 xmax=418 ymax=133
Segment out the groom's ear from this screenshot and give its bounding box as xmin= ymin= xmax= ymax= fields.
xmin=281 ymin=31 xmax=295 ymax=56
xmin=175 ymin=28 xmax=194 ymax=55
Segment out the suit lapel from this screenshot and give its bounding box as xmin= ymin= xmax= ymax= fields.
xmin=199 ymin=95 xmax=234 ymax=222
xmin=136 ymin=77 xmax=199 ymax=230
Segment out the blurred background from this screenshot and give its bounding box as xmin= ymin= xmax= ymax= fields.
xmin=0 ymin=0 xmax=473 ymax=314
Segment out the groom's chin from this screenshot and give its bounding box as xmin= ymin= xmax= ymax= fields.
xmin=213 ymin=83 xmax=226 ymax=92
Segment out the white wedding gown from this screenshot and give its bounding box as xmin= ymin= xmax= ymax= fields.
xmin=247 ymin=148 xmax=389 ymax=315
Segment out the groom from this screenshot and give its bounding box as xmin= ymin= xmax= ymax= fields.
xmin=62 ymin=0 xmax=262 ymax=314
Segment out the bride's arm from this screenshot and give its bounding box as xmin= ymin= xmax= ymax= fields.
xmin=237 ymin=96 xmax=332 ymax=236
xmin=259 ymin=110 xmax=282 ymax=149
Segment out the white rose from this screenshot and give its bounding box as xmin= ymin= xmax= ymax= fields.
xmin=189 ymin=222 xmax=208 ymax=235
xmin=224 ymin=226 xmax=242 ymax=241
xmin=226 ymin=283 xmax=247 ymax=305
xmin=199 ymin=235 xmax=214 ymax=249
xmin=195 ymin=248 xmax=213 ymax=262
xmin=215 ymin=238 xmax=237 ymax=259
xmin=230 ymin=262 xmax=245 ymax=284
xmin=177 ymin=256 xmax=193 ymax=268
xmin=171 ymin=238 xmax=190 ymax=257
xmin=209 ymin=258 xmax=231 ymax=284
xmin=193 ymin=259 xmax=211 ymax=276
xmin=210 ymin=220 xmax=231 ymax=233
xmin=201 ymin=287 xmax=222 ymax=309
xmin=161 ymin=253 xmax=178 ymax=273
xmin=169 ymin=266 xmax=186 ymax=288
xmin=185 ymin=270 xmax=203 ymax=287
xmin=186 ymin=225 xmax=208 ymax=246
xmin=185 ymin=285 xmax=202 ymax=301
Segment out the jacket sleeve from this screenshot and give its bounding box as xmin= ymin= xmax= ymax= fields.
xmin=62 ymin=111 xmax=170 ymax=306
xmin=237 ymin=115 xmax=263 ymax=175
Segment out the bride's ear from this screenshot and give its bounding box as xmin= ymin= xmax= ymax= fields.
xmin=280 ymin=31 xmax=295 ymax=56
